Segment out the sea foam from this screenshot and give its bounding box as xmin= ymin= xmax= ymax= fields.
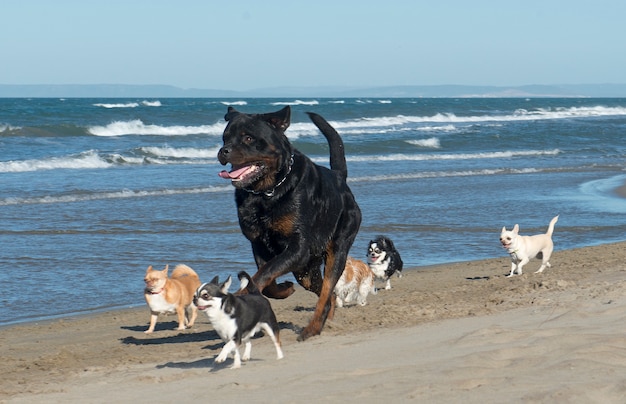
xmin=88 ymin=120 xmax=224 ymax=136
xmin=140 ymin=146 xmax=221 ymax=159
xmin=349 ymin=168 xmax=540 ymax=183
xmin=336 ymin=149 xmax=561 ymax=163
xmin=0 ymin=151 xmax=111 ymax=173
xmin=270 ymin=100 xmax=320 ymax=106
xmin=93 ymin=100 xmax=161 ymax=108
xmin=407 ymin=137 xmax=441 ymax=148
xmin=321 ymin=105 xmax=626 ymax=130
xmin=0 ymin=186 xmax=230 ymax=206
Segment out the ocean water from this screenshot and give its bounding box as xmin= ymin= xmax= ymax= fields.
xmin=1 ymin=97 xmax=625 ymax=325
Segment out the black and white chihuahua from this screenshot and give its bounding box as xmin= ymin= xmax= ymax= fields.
xmin=194 ymin=271 xmax=283 ymax=369
xmin=367 ymin=235 xmax=404 ymax=290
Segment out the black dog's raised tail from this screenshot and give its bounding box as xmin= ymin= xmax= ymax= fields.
xmin=306 ymin=112 xmax=348 ymax=179
xmin=237 ymin=271 xmax=262 ymax=295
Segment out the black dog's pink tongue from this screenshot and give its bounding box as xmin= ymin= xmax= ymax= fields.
xmin=218 ymin=170 xmax=233 ymax=179
xmin=218 ymin=166 xmax=250 ymax=180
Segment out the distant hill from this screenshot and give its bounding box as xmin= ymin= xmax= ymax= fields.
xmin=1 ymin=83 xmax=626 ymax=98
xmin=0 ymin=84 xmax=240 ymax=98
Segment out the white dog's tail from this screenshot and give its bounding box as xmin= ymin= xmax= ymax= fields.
xmin=546 ymin=215 xmax=559 ymax=236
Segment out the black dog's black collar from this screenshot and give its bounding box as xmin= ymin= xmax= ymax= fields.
xmin=245 ymin=154 xmax=294 ymax=197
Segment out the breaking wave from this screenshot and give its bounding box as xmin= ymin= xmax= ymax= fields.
xmin=407 ymin=137 xmax=441 ymax=148
xmin=139 ymin=146 xmax=220 ymax=159
xmin=340 ymin=149 xmax=561 ymax=163
xmin=350 ymin=168 xmax=540 ymax=183
xmin=88 ymin=120 xmax=223 ymax=136
xmin=0 ymin=186 xmax=229 ymax=206
xmin=0 ymin=151 xmax=111 ymax=172
xmin=93 ymin=100 xmax=161 ymax=108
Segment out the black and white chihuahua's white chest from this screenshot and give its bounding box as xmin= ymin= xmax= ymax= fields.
xmin=204 ymin=301 xmax=239 ymax=341
xmin=204 ymin=296 xmax=266 ymax=342
xmin=369 ymin=258 xmax=390 ymax=279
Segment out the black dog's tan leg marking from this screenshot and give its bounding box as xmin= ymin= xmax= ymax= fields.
xmin=299 ymin=245 xmax=345 ymax=341
xmin=293 ymin=256 xmax=323 ymax=294
xmin=248 ymin=212 xmax=299 ymax=300
xmin=323 ymin=247 xmax=343 ymax=321
xmin=261 ymin=279 xmax=295 ymax=299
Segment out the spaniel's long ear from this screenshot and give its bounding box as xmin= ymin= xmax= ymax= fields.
xmin=262 ymin=106 xmax=291 ymax=131
xmin=384 ymin=237 xmax=396 ymax=250
xmin=224 ymin=106 xmax=240 ymax=122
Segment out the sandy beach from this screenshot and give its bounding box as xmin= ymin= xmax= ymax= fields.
xmin=2 ymin=241 xmax=625 ymax=403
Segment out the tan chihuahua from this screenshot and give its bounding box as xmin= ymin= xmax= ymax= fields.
xmin=144 ymin=264 xmax=201 ymax=333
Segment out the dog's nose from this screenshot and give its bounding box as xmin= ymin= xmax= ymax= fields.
xmin=218 ymin=146 xmax=231 ymax=165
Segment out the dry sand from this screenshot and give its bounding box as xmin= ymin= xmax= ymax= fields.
xmin=2 ymin=242 xmax=625 ymax=403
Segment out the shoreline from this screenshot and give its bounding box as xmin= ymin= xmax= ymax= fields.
xmin=2 ymin=240 xmax=625 ymax=331
xmin=3 ymin=235 xmax=625 ymax=330
xmin=2 ymin=241 xmax=626 ymax=402
xmin=2 ymin=172 xmax=625 ymax=330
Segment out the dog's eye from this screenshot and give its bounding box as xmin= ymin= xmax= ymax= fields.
xmin=242 ymin=134 xmax=254 ymax=144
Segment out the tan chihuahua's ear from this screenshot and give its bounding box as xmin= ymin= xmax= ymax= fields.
xmin=513 ymin=224 xmax=520 ymax=234
xmin=145 ymin=265 xmax=153 ymax=274
xmin=162 ymin=264 xmax=169 ymax=275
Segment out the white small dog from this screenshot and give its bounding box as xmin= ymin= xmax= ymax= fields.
xmin=500 ymin=215 xmax=559 ymax=277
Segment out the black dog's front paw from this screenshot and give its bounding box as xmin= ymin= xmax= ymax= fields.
xmin=298 ymin=323 xmax=322 ymax=342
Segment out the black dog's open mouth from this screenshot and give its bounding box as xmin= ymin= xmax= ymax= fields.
xmin=218 ymin=164 xmax=263 ymax=183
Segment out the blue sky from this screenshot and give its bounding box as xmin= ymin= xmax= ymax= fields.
xmin=2 ymin=0 xmax=625 ymax=91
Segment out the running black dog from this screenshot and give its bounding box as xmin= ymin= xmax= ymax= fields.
xmin=217 ymin=106 xmax=361 ymax=341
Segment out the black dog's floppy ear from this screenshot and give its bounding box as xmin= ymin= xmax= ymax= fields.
xmin=262 ymin=106 xmax=291 ymax=131
xmin=224 ymin=106 xmax=240 ymax=122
